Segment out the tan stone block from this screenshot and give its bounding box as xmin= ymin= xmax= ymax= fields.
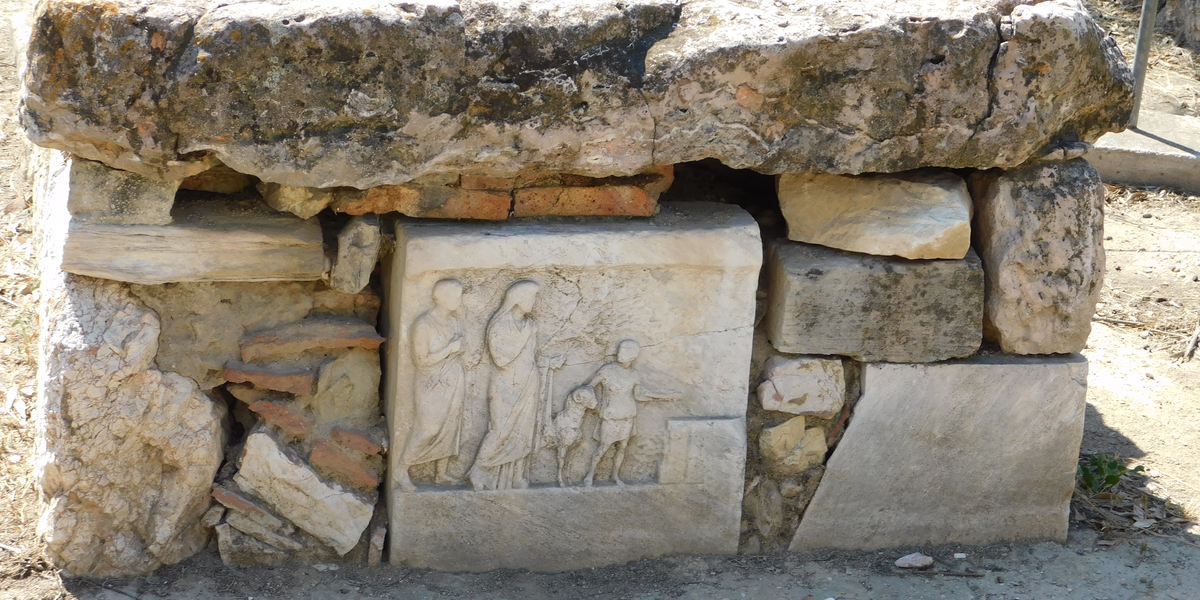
xmin=223 ymin=361 xmax=316 ymax=395
xmin=212 ymin=484 xmax=292 ymax=533
xmin=759 ymin=416 xmax=828 ymax=476
xmin=239 ymin=316 xmax=384 ymax=362
xmin=180 ymin=163 xmax=253 ymax=194
xmin=310 ymin=438 xmax=381 ymax=491
xmin=247 ymin=400 xmax=313 ymax=438
xmin=513 ymin=185 xmax=656 ymax=217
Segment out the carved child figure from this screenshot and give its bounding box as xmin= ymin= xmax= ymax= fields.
xmin=583 ymin=339 xmax=681 ymax=487
xmin=542 ymin=386 xmax=598 ymax=487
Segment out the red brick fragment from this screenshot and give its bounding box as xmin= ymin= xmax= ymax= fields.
xmin=331 ymin=427 xmax=385 ymax=456
xmin=310 ymin=438 xmax=381 ymax=491
xmin=212 ymin=484 xmax=287 ymax=529
xmin=247 ymin=400 xmax=312 ymax=437
xmin=513 ymin=185 xmax=657 ymax=217
xmin=332 ymin=185 xmax=510 ymax=220
xmin=222 ymin=361 xmax=315 ymax=395
xmin=239 ymin=317 xmax=384 ymax=362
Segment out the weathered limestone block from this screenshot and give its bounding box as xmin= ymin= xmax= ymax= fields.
xmin=776 ymin=171 xmax=972 ymax=260
xmin=790 ymin=354 xmax=1088 ymax=551
xmin=35 ymin=149 xmax=226 ymax=577
xmin=22 ymin=1 xmax=1130 ymax=185
xmin=385 ymin=202 xmax=760 ymax=571
xmin=757 ymin=356 xmax=844 ymax=418
xmin=215 ymin=523 xmax=287 ymax=568
xmin=969 ymin=159 xmax=1105 ymax=354
xmin=763 ymin=242 xmax=984 ymax=362
xmin=67 ymin=158 xmax=177 ymax=225
xmin=63 ymin=199 xmax=326 ymax=285
xmin=234 ymin=430 xmax=374 ymax=555
xmin=512 ymin=186 xmax=656 ymax=217
xmin=331 ymin=216 xmax=383 ymax=294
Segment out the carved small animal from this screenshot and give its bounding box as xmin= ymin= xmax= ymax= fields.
xmin=544 ymin=386 xmax=598 ymax=487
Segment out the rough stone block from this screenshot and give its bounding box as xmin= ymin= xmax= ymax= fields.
xmin=331 ymin=215 xmax=383 ymax=294
xmin=790 ymin=354 xmax=1088 ymax=551
xmin=212 ymin=484 xmax=293 ymax=534
xmin=331 ymin=427 xmax=385 ymax=456
xmin=215 ymin=523 xmax=287 ymax=568
xmin=66 ymin=158 xmax=178 ymax=225
xmin=225 ymin=511 xmax=305 ymax=552
xmin=63 ymin=199 xmax=326 ymax=285
xmin=239 ymin=317 xmax=384 ymax=362
xmin=763 ymin=241 xmax=983 ymax=362
xmin=22 ymin=1 xmax=1131 ymax=184
xmin=258 ymin=182 xmax=333 ymax=219
xmin=757 ymin=356 xmax=844 ymax=418
xmin=384 ymin=202 xmax=760 ymax=571
xmin=36 ymin=153 xmax=226 ymax=576
xmin=235 ymin=430 xmax=374 ymax=555
xmin=512 ymin=185 xmax=657 ymax=217
xmin=968 ymin=158 xmax=1105 ymax=354
xmin=777 ymin=171 xmax=972 ymax=260
xmin=759 ymin=416 xmax=827 ymax=477
xmin=223 ymin=362 xmax=316 ymax=396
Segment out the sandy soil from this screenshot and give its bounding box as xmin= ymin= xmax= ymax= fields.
xmin=2 ymin=1 xmax=1200 ymax=599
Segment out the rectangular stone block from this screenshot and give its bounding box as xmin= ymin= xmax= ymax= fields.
xmin=763 ymin=241 xmax=983 ymax=362
xmin=383 ymin=202 xmax=760 ymax=571
xmin=62 ymin=199 xmax=326 ymax=285
xmin=67 ymin=158 xmax=178 ymax=225
xmin=789 ymin=354 xmax=1088 ymax=551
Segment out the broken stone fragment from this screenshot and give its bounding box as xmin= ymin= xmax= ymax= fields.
xmin=223 ymin=362 xmax=316 ymax=396
xmin=63 ymin=199 xmax=325 ymax=285
xmin=258 ymin=182 xmax=334 ymax=219
xmin=234 ymin=430 xmax=374 ymax=555
xmin=968 ymin=158 xmax=1105 ymax=355
xmin=247 ymin=400 xmax=313 ymax=439
xmin=331 ymin=215 xmax=383 ymax=294
xmin=225 ymin=511 xmax=306 ymax=552
xmin=759 ymin=416 xmax=828 ymax=477
xmin=307 ymin=348 xmax=382 ymax=428
xmin=66 ymin=158 xmax=178 ymax=225
xmin=215 ymin=523 xmax=287 ymax=568
xmin=367 ymin=525 xmax=387 ymax=568
xmin=309 ymin=438 xmax=382 ymax=491
xmin=790 ymin=354 xmax=1088 ymax=551
xmin=776 ymin=171 xmax=972 ymax=260
xmin=239 ymin=316 xmax=384 ymax=362
xmin=757 ymin=356 xmax=844 ymax=418
xmin=895 ymin=552 xmax=935 ymax=569
xmin=764 ymin=242 xmax=984 ymax=362
xmin=21 ymin=0 xmax=1131 ymax=185
xmin=201 ymin=505 xmax=226 ymax=529
xmin=212 ymin=483 xmax=295 ymax=534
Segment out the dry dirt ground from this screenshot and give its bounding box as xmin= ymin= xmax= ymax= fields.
xmin=2 ymin=1 xmax=1200 ymax=599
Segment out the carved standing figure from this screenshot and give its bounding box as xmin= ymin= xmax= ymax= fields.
xmin=398 ymin=279 xmax=466 ymax=492
xmin=468 ymin=280 xmax=542 ymax=491
xmin=584 ymin=339 xmax=681 ymax=487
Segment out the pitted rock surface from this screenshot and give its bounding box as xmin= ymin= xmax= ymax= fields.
xmin=37 ymin=278 xmax=226 ymax=577
xmin=22 ymin=0 xmax=1130 ymax=185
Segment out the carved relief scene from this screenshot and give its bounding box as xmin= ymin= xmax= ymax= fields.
xmin=384 ymin=203 xmax=762 ymax=570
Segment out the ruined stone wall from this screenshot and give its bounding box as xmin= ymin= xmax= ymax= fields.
xmin=21 ymin=0 xmax=1130 ymax=577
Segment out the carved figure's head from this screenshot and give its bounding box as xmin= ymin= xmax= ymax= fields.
xmin=433 ymin=278 xmax=463 ymax=312
xmin=503 ymin=280 xmax=540 ymax=315
xmin=616 ymin=339 xmax=640 ymax=365
xmin=569 ymin=385 xmax=598 ymax=410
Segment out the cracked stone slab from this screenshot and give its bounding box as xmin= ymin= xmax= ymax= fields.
xmin=22 ymin=0 xmax=1130 ymax=185
xmin=384 ymin=202 xmax=759 ymax=570
xmin=790 ymin=354 xmax=1088 ymax=551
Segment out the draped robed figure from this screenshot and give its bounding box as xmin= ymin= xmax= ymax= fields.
xmin=468 ymin=280 xmax=542 ymax=491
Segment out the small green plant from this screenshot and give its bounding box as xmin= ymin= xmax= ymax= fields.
xmin=1078 ymin=454 xmax=1144 ymax=494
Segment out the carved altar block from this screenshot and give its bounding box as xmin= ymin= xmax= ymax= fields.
xmin=383 ymin=202 xmax=761 ymax=571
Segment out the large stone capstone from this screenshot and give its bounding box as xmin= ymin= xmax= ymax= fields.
xmin=21 ymin=0 xmax=1131 ymax=186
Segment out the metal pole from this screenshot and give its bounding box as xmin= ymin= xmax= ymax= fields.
xmin=1130 ymin=0 xmax=1159 ymax=128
